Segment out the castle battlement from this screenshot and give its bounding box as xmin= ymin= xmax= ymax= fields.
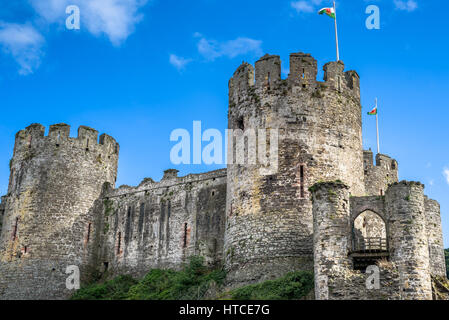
xmin=228 ymin=52 xmax=360 ymax=105
xmin=13 ymin=123 xmax=119 ymax=160
xmin=107 ymin=168 xmax=227 ymax=199
xmin=363 ymin=150 xmax=399 ymax=196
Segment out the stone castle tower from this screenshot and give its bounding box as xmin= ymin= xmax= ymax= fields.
xmin=0 ymin=51 xmax=446 ymax=300
xmin=0 ymin=124 xmax=119 ymax=299
xmin=224 ymin=53 xmax=365 ymax=286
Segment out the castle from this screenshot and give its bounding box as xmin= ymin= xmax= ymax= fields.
xmin=0 ymin=52 xmax=446 ymax=300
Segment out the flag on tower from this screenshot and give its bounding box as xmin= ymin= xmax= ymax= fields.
xmin=318 ymin=2 xmax=340 ymax=61
xmin=367 ymin=106 xmax=378 ymax=115
xmin=318 ymin=7 xmax=336 ymax=19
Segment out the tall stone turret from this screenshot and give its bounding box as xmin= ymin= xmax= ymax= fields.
xmin=0 ymin=123 xmax=119 ymax=299
xmin=311 ymin=181 xmax=351 ymax=300
xmin=224 ymin=52 xmax=365 ymax=286
xmin=385 ymin=181 xmax=432 ymax=300
xmin=424 ymin=197 xmax=446 ymax=277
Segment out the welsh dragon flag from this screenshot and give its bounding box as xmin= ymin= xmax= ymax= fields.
xmin=367 ymin=106 xmax=377 ymax=115
xmin=318 ymin=7 xmax=336 ymax=19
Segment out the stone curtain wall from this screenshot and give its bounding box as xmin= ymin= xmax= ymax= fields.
xmin=0 ymin=124 xmax=119 ymax=299
xmin=96 ymin=169 xmax=227 ymax=280
xmin=224 ymin=52 xmax=365 ymax=287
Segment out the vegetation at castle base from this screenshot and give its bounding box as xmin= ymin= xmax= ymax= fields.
xmin=222 ymin=271 xmax=314 ymax=300
xmin=71 ymin=256 xmax=226 ymax=300
xmin=71 ymin=275 xmax=138 ymax=300
xmin=445 ymin=249 xmax=449 ymax=278
xmin=71 ymin=257 xmax=314 ymax=300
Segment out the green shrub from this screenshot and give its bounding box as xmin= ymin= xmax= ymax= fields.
xmin=71 ymin=275 xmax=137 ymax=300
xmin=71 ymin=256 xmax=225 ymax=300
xmin=229 ymin=271 xmax=313 ymax=300
xmin=128 ymin=256 xmax=225 ymax=300
xmin=71 ymin=258 xmax=313 ymax=301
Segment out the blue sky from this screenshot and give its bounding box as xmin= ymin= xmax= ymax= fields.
xmin=0 ymin=0 xmax=448 ymax=244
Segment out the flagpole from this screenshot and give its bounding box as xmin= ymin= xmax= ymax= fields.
xmin=333 ymin=1 xmax=340 ymax=61
xmin=376 ymin=98 xmax=380 ymax=154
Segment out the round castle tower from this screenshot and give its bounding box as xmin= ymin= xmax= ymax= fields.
xmin=224 ymin=52 xmax=365 ymax=286
xmin=0 ymin=123 xmax=119 ymax=299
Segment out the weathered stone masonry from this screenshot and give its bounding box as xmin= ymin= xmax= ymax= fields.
xmin=310 ymin=180 xmax=444 ymax=300
xmin=0 ymin=123 xmax=119 ymax=299
xmin=0 ymin=51 xmax=445 ymax=300
xmin=225 ymin=53 xmax=365 ymax=287
xmin=97 ymin=169 xmax=227 ymax=279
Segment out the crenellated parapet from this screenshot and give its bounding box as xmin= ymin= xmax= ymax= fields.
xmin=13 ymin=123 xmax=119 ymax=163
xmin=364 ymin=150 xmax=398 ymax=196
xmin=288 ymin=52 xmax=317 ymax=85
xmin=228 ymin=52 xmax=361 ymax=108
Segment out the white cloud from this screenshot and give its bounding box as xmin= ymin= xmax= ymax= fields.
xmin=394 ymin=0 xmax=418 ymax=12
xmin=0 ymin=22 xmax=44 ymax=75
xmin=291 ymin=1 xmax=314 ymax=13
xmin=443 ymin=168 xmax=449 ymax=185
xmin=169 ymin=54 xmax=192 ymax=71
xmin=291 ymin=0 xmax=324 ymax=14
xmin=30 ymin=0 xmax=149 ymax=46
xmin=197 ymin=36 xmax=263 ymax=61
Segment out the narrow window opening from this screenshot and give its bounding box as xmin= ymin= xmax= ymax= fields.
xmin=183 ymin=223 xmax=188 ymax=248
xmin=236 ymin=117 xmax=244 ymax=131
xmin=86 ymin=139 xmax=89 ymax=151
xmin=211 ymin=190 xmax=215 ymax=197
xmin=24 ymin=246 xmax=27 ymax=254
xmin=300 ymin=165 xmax=305 ymax=198
xmin=301 ymin=68 xmax=305 ymax=79
xmin=117 ymin=232 xmax=121 ymax=255
xmin=87 ymin=223 xmax=92 ymax=242
xmin=9 ymin=169 xmax=15 ymax=188
xmin=103 ymin=262 xmax=109 ymax=272
xmin=12 ymin=217 xmax=19 ymax=241
xmin=380 ymin=189 xmax=383 ymax=196
xmin=267 ymin=72 xmax=271 ymax=86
